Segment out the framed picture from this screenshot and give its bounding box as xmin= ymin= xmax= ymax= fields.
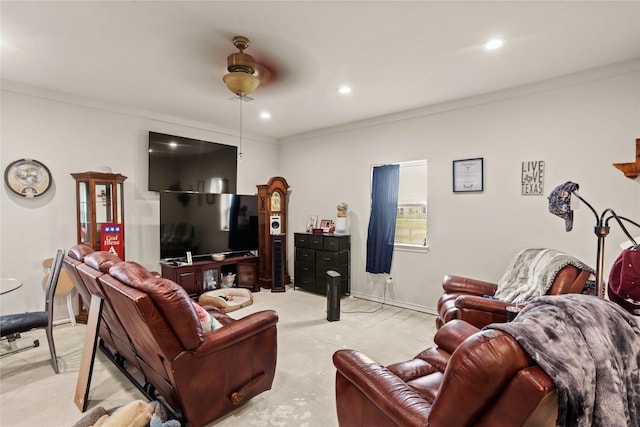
xmin=320 ymin=219 xmax=334 ymax=230
xmin=306 ymin=215 xmax=318 ymax=232
xmin=453 ymin=158 xmax=484 ymax=192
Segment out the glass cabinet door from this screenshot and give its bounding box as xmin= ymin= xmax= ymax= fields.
xmin=202 ymin=267 xmax=219 ymax=291
xmin=94 ymin=181 xmax=114 ymax=247
xmin=78 ymin=181 xmax=91 ymax=244
xmin=116 ymin=182 xmax=124 ymax=224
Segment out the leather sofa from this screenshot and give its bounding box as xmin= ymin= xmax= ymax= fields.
xmin=63 ymin=245 xmax=278 ymax=427
xmin=436 ymin=264 xmax=591 ymax=329
xmin=65 ymin=245 xmax=145 ymax=373
xmin=333 ymin=319 xmax=557 ymax=427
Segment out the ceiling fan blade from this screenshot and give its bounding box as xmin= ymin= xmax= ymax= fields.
xmin=254 ymin=63 xmax=272 ymax=84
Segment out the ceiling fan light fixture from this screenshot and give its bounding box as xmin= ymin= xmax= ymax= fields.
xmin=223 ymin=35 xmax=262 ymax=96
xmin=223 ymin=71 xmax=260 ymax=96
xmin=226 ymin=52 xmax=257 ymax=74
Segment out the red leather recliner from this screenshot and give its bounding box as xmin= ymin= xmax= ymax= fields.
xmin=436 ymin=264 xmax=591 ymax=329
xmin=334 ymin=319 xmax=558 ymax=427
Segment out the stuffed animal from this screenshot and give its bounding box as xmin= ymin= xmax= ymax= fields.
xmin=73 ymin=400 xmax=180 ymax=427
xmin=92 ymin=400 xmax=153 ymax=427
xmin=80 ymin=400 xmax=181 ymax=427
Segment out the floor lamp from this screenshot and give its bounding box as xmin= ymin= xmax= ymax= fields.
xmin=549 ymin=181 xmax=640 ymax=298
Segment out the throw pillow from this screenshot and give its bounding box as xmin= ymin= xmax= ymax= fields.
xmin=192 ymin=302 xmax=224 ymax=333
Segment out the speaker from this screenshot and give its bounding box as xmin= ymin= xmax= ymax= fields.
xmin=271 ymin=235 xmax=285 ymax=292
xmin=270 ymin=215 xmax=281 ymax=235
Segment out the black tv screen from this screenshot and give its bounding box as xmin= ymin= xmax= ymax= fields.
xmin=160 ymin=192 xmax=258 ymax=260
xmin=148 ymin=131 xmax=237 ymax=193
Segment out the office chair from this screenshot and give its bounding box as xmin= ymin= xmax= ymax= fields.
xmin=0 ymin=249 xmax=64 ymax=373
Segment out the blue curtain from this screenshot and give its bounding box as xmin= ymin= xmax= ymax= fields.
xmin=366 ymin=164 xmax=399 ymax=274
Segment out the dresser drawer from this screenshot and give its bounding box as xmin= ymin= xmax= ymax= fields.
xmin=294 ymin=233 xmax=308 ymax=248
xmin=294 ymin=276 xmax=315 ymax=290
xmin=308 ymin=235 xmax=324 ymax=250
xmin=295 ymin=262 xmax=315 ymax=288
xmin=323 ymin=236 xmax=350 ymax=251
xmin=316 ymin=250 xmax=348 ymax=266
xmin=295 ymin=248 xmax=315 ymax=264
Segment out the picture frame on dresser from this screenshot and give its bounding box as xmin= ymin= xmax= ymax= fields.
xmin=306 ymin=215 xmax=318 ymax=232
xmin=320 ymin=219 xmax=333 ymax=231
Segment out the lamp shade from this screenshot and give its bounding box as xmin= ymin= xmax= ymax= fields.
xmin=223 ymin=72 xmax=260 ymax=96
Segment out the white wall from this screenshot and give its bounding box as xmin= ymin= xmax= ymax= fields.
xmin=0 ymin=84 xmax=279 ymax=318
xmin=280 ymin=61 xmax=640 ymax=314
xmin=2 ymin=61 xmax=639 ymax=320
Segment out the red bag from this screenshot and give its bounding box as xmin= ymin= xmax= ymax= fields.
xmin=609 ymin=248 xmax=640 ymax=302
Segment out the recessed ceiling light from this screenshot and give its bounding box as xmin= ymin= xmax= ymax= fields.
xmin=484 ymin=38 xmax=505 ymax=51
xmin=169 ymin=142 xmax=178 ymax=148
xmin=338 ymin=85 xmax=352 ymax=95
xmin=260 ymin=111 xmax=271 ymax=120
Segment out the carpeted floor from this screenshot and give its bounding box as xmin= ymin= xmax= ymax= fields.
xmin=0 ymin=286 xmax=437 ymax=426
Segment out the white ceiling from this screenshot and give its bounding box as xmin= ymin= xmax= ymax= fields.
xmin=2 ymin=1 xmax=639 ymax=140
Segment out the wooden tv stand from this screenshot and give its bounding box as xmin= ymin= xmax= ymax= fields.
xmin=160 ymin=255 xmax=260 ymax=297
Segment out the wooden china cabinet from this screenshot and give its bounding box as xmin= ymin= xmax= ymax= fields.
xmin=257 ymin=176 xmax=290 ymax=289
xmin=72 ymin=171 xmax=127 ymax=322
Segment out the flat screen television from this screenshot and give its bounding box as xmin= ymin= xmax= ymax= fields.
xmin=160 ymin=192 xmax=258 ymax=260
xmin=148 ymin=131 xmax=237 ymax=193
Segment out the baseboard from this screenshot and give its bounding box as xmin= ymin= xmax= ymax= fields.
xmin=348 ymin=291 xmax=438 ymax=316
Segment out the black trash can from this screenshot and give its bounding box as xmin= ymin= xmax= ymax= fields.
xmin=326 ymin=270 xmax=341 ymax=322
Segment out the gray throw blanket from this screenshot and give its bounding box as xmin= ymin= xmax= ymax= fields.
xmin=493 ymin=248 xmax=594 ymax=303
xmin=488 ymin=294 xmax=640 ymax=427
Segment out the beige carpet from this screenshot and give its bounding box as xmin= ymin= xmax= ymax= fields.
xmin=0 ymin=286 xmax=437 ymax=426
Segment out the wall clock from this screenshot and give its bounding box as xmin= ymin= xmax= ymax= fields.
xmin=4 ymin=158 xmax=52 ymax=198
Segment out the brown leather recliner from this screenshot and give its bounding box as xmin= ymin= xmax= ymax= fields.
xmin=333 ymin=319 xmax=557 ymax=427
xmin=436 ymin=264 xmax=592 ymax=329
xmin=63 ymin=245 xmax=278 ymax=427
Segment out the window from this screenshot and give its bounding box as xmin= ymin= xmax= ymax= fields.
xmin=395 ymin=161 xmax=427 ymax=249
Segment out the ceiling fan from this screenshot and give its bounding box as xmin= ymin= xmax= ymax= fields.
xmin=222 ymin=35 xmax=273 ymax=97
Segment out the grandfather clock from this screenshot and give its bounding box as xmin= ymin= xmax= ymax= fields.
xmin=257 ymin=176 xmax=290 ymax=289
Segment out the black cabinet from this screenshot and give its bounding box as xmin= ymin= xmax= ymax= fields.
xmin=294 ymin=233 xmax=350 ymax=295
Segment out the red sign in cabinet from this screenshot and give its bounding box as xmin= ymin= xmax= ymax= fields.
xmin=101 ymin=223 xmax=124 ymax=259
